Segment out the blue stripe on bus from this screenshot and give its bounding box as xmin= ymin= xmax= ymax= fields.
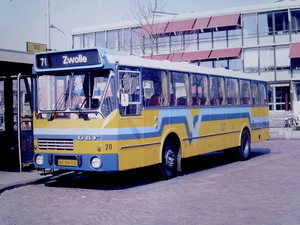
xmin=34 ymin=107 xmax=269 ymax=141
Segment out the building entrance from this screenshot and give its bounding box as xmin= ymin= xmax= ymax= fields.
xmin=0 ymin=76 xmax=33 ymax=171
xmin=268 ymin=84 xmax=291 ymax=111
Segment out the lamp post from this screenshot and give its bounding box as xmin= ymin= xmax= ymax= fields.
xmin=50 ymin=23 xmax=66 ymax=49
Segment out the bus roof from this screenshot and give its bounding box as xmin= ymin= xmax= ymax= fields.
xmin=105 ymin=53 xmax=266 ymax=82
xmin=33 ymin=47 xmax=266 ymax=82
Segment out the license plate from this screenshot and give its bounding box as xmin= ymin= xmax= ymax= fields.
xmin=57 ymin=159 xmax=78 ymax=166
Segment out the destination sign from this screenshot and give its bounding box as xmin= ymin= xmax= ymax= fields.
xmin=36 ymin=49 xmax=100 ymax=69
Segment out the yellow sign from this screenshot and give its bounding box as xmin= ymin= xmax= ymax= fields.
xmin=27 ymin=42 xmax=47 ymax=53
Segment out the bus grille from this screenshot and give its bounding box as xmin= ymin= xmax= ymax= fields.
xmin=38 ymin=139 xmax=74 ymax=151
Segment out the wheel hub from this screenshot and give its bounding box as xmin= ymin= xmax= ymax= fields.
xmin=165 ymin=149 xmax=175 ymax=168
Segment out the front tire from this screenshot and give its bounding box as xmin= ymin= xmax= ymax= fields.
xmin=160 ymin=138 xmax=177 ymax=180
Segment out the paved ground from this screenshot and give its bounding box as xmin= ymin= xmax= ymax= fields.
xmin=1 ymin=139 xmax=300 ymax=225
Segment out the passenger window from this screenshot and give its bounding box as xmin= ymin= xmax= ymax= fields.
xmin=170 ymin=72 xmax=190 ymax=106
xmin=209 ymin=76 xmax=225 ymax=105
xmin=191 ymin=74 xmax=208 ymax=105
xmin=142 ymin=69 xmax=168 ymax=107
xmin=259 ymin=82 xmax=268 ymax=105
xmin=119 ymin=68 xmax=142 ymax=116
xmin=226 ymin=78 xmax=239 ymax=105
xmin=240 ymin=80 xmax=252 ymax=105
xmin=252 ymin=83 xmax=259 ymax=105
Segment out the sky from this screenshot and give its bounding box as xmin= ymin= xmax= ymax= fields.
xmin=0 ymin=0 xmax=278 ymax=52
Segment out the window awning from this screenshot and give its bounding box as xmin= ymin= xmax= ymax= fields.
xmin=139 ymin=22 xmax=169 ymax=36
xmin=181 ymin=50 xmax=211 ymax=61
xmin=289 ymin=43 xmax=300 ymax=58
xmin=143 ymin=54 xmax=169 ymax=60
xmin=165 ymin=19 xmax=196 ymax=33
xmin=207 ymin=14 xmax=240 ymax=28
xmin=193 ymin=17 xmax=210 ymax=30
xmin=209 ymin=48 xmax=241 ymax=59
xmin=169 ymin=53 xmax=183 ymax=62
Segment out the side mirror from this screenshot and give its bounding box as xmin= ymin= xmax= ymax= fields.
xmin=120 ymin=93 xmax=129 ymax=107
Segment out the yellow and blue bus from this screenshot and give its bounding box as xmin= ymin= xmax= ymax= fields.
xmin=32 ymin=48 xmax=269 ymax=179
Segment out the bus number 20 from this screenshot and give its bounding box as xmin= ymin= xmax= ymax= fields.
xmin=105 ymin=144 xmax=112 ymax=150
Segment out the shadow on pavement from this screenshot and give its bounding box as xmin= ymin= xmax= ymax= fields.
xmin=44 ymin=147 xmax=271 ymax=191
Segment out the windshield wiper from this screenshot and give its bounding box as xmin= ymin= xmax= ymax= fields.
xmin=48 ymin=90 xmax=69 ymax=121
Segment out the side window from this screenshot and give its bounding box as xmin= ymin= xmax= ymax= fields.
xmin=226 ymin=78 xmax=239 ymax=105
xmin=240 ymin=80 xmax=252 ymax=105
xmin=209 ymin=76 xmax=225 ymax=105
xmin=119 ymin=68 xmax=141 ymax=116
xmin=259 ymin=82 xmax=268 ymax=105
xmin=142 ymin=69 xmax=168 ymax=107
xmin=170 ymin=72 xmax=190 ymax=106
xmin=252 ymin=82 xmax=259 ymax=105
xmin=191 ymin=74 xmax=208 ymax=105
xmin=0 ymin=80 xmax=4 ymax=131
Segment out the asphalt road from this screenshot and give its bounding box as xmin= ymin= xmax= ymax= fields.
xmin=1 ymin=139 xmax=300 ymax=225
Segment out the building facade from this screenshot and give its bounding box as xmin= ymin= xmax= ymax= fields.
xmin=72 ymin=1 xmax=300 ymax=116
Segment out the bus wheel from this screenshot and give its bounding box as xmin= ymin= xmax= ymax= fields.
xmin=237 ymin=130 xmax=251 ymax=160
xmin=160 ymin=138 xmax=177 ymax=179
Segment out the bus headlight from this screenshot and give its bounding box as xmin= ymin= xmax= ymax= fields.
xmin=91 ymin=157 xmax=102 ymax=169
xmin=35 ymin=154 xmax=44 ymax=166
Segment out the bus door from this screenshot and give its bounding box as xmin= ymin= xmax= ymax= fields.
xmin=118 ymin=69 xmax=145 ymax=170
xmin=17 ymin=74 xmax=33 ymax=172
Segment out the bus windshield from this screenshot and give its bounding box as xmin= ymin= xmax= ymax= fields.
xmin=37 ymin=69 xmax=115 ymax=119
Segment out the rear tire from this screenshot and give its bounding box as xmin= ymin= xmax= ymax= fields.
xmin=237 ymin=130 xmax=251 ymax=160
xmin=160 ymin=138 xmax=177 ymax=180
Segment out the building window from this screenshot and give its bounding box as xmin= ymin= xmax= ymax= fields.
xmin=214 ymin=59 xmax=228 ymax=69
xmin=132 ymin=28 xmax=143 ymax=56
xmin=73 ymin=34 xmax=83 ymax=48
xmin=259 ymin=47 xmax=275 ymax=72
xmin=171 ymin=34 xmax=183 ymax=53
xmin=258 ymin=12 xmax=273 ymax=36
xmin=242 ymin=13 xmax=257 ymax=46
xmin=200 ymin=60 xmax=213 ymax=68
xmin=258 ymin=12 xmax=274 ymax=45
xmin=294 ymin=83 xmax=300 ymax=101
xmin=184 ymin=31 xmax=198 ymax=52
xmin=121 ymin=28 xmax=131 ymax=53
xmin=274 ymin=11 xmax=289 ymax=34
xmin=96 ymin=31 xmax=106 ymax=48
xmin=143 ymin=36 xmax=156 ymax=56
xmin=157 ymin=35 xmax=170 ymax=55
xmin=275 ymin=45 xmax=290 ymax=70
xmin=291 ymin=9 xmax=300 ymax=33
xmin=84 ymin=33 xmax=95 ymax=48
xmin=291 ymin=58 xmax=300 ymax=70
xmin=274 ymin=11 xmax=290 ymax=43
xmin=291 ymin=9 xmax=300 ymax=42
xmin=199 ymin=30 xmax=212 ymax=50
xmin=229 ymin=58 xmax=243 ymax=71
xmin=107 ymin=30 xmax=120 ymax=50
xmin=213 ymin=29 xmax=227 ymax=49
xmin=228 ymin=28 xmax=242 ymax=48
xmin=244 ymin=48 xmax=259 ymax=73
